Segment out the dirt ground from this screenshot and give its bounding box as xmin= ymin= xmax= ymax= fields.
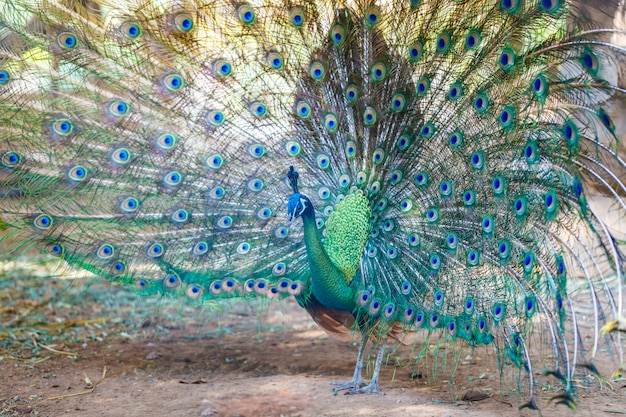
xmin=1 ymin=270 xmax=625 ymax=417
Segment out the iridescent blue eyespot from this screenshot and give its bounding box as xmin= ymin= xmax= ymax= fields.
xmin=500 ymin=0 xmax=520 ymax=13
xmin=0 ymin=70 xmax=10 ymax=85
xmin=97 ymin=244 xmax=115 ymax=259
xmin=499 ymin=48 xmax=515 ymax=72
xmin=426 ymin=208 xmax=439 ymax=222
xmin=121 ymin=22 xmax=142 ymax=39
xmin=463 ymin=190 xmax=476 ymax=206
xmin=436 ymin=31 xmax=451 ymax=54
xmin=147 ymin=243 xmax=165 ymax=258
xmin=562 ymin=120 xmax=579 ymax=149
xmin=473 ymin=93 xmax=489 ymax=113
xmin=468 ymin=250 xmax=480 ymax=266
xmin=163 ymin=170 xmax=183 ymax=186
xmin=580 ymin=49 xmax=599 ymax=75
xmin=465 ymin=30 xmax=481 ymax=49
xmin=2 ymin=151 xmax=21 ymax=168
xmin=193 ymin=241 xmax=209 ymax=255
xmin=247 ymin=178 xmax=264 ymax=192
xmin=470 ymin=152 xmax=485 ymax=169
xmin=446 ymin=233 xmax=458 ymax=250
xmin=67 ymin=165 xmax=88 ymax=182
xmin=109 ymin=100 xmax=130 ymax=117
xmin=257 ymin=206 xmax=273 ymax=220
xmin=448 ymin=82 xmax=463 ymax=100
xmin=237 ymin=5 xmax=256 ymax=24
xmin=52 ymin=118 xmax=74 ymax=136
xmin=316 ymin=154 xmax=330 ymax=169
xmin=48 ymin=243 xmax=64 ymax=257
xmin=171 ymin=209 xmax=190 ymax=223
xmin=156 ymin=133 xmax=178 ymax=150
xmin=415 ymin=171 xmax=428 ymax=187
xmin=213 ymin=60 xmax=232 ymax=77
xmin=186 ymin=284 xmax=204 ymax=298
xmin=439 ymin=180 xmax=453 ymax=197
xmin=416 ymin=76 xmax=430 ymax=96
xmin=492 ymin=175 xmax=505 ymax=195
xmin=274 ymin=226 xmax=289 ymax=238
xmin=174 ymin=13 xmax=194 ymax=32
xmin=389 ymin=169 xmax=403 ymax=185
xmin=237 ymin=242 xmax=251 ymax=254
xmin=267 ymin=52 xmax=283 ymax=69
xmin=345 ymin=84 xmax=359 ymax=104
xmin=371 ymin=62 xmax=387 ymax=82
xmin=290 ymin=7 xmax=304 ymax=26
xmin=135 ymin=279 xmax=147 ymax=290
xmin=408 ymin=40 xmax=423 ymax=62
xmin=207 ymin=110 xmax=225 ymax=126
xmin=206 ymin=154 xmax=224 ymax=170
xmin=295 ymin=99 xmax=312 ymax=119
xmin=285 ymin=140 xmax=301 ymax=156
xmin=363 ymin=106 xmax=377 ymax=126
xmin=396 ymin=133 xmax=411 ymax=150
xmin=162 ymin=73 xmax=184 ymax=91
xmin=33 ymin=214 xmax=53 ymax=230
xmin=111 ymin=148 xmax=132 ymax=165
xmin=523 ymin=252 xmax=535 ymax=273
xmin=524 ymin=141 xmax=538 ymax=163
xmin=112 ymin=261 xmax=126 ymax=274
xmin=430 ymin=253 xmax=441 ymax=270
xmin=498 ymin=239 xmax=511 ymax=259
xmin=57 ymin=32 xmax=77 ymax=49
xmin=309 ymin=61 xmax=326 ymax=81
xmin=249 ymin=101 xmax=267 ymax=117
xmin=323 ymin=112 xmax=338 ymax=133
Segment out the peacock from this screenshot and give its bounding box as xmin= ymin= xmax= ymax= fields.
xmin=0 ymin=0 xmax=625 ymax=409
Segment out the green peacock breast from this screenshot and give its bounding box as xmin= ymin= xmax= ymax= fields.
xmin=322 ymin=190 xmax=372 ymax=284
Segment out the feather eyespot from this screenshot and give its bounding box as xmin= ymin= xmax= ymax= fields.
xmin=108 ymin=100 xmax=130 ymax=117
xmin=0 ymin=70 xmax=11 ymax=85
xmin=47 ymin=243 xmax=65 ymax=257
xmin=57 ymin=32 xmax=78 ymax=49
xmin=213 ymin=60 xmax=232 ymax=77
xmin=267 ymin=51 xmax=283 ymax=69
xmin=289 ymin=7 xmax=304 ymax=26
xmin=163 ymin=170 xmax=183 ymax=187
xmin=1 ymin=151 xmax=21 ymax=168
xmin=147 ymin=243 xmax=165 ymax=258
xmin=111 ymin=148 xmax=132 ymax=165
xmin=330 ymin=24 xmax=346 ymax=44
xmin=162 ymin=73 xmax=184 ymax=92
xmin=52 ymin=119 xmax=74 ymax=136
xmin=173 ymin=13 xmax=194 ymax=32
xmin=120 ymin=21 xmax=142 ymax=39
xmin=67 ymin=165 xmax=88 ymax=182
xmin=171 ymin=209 xmax=190 ymax=224
xmin=193 ymin=241 xmax=209 ymax=255
xmin=237 ymin=5 xmax=256 ymax=25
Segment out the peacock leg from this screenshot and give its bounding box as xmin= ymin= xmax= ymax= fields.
xmin=331 ymin=333 xmax=368 ymax=392
xmin=346 ymin=343 xmax=387 ymax=395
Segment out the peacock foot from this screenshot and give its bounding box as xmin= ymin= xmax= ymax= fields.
xmin=331 ymin=377 xmax=366 ymax=393
xmin=345 ymin=381 xmax=385 ymax=396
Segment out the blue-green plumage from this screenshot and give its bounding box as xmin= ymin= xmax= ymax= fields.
xmin=0 ymin=0 xmax=625 ymax=408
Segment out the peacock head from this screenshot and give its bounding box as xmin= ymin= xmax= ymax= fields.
xmin=287 ymin=192 xmax=312 ymax=222
xmin=286 ymin=166 xmax=313 ymax=222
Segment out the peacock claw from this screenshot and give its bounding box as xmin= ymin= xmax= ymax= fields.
xmin=331 ymin=378 xmax=366 ymax=392
xmin=345 ymin=382 xmax=385 ymax=395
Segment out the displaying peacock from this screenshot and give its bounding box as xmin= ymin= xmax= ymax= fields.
xmin=0 ymin=0 xmax=625 ymax=409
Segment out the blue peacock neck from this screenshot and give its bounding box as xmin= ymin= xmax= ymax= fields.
xmin=300 ymin=201 xmax=357 ymax=312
